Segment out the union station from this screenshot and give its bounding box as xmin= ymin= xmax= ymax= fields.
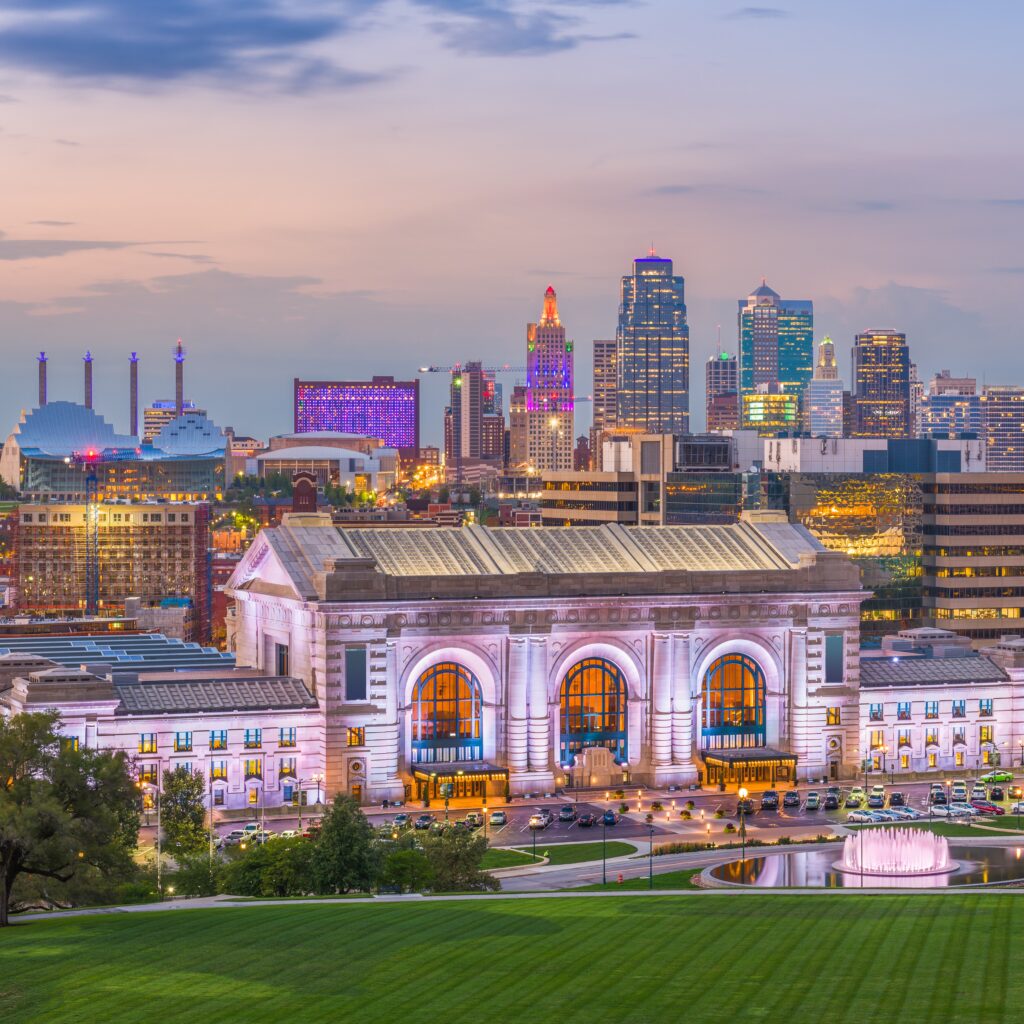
xmin=226 ymin=512 xmax=866 ymax=803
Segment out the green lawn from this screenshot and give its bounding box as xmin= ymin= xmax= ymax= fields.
xmin=513 ymin=841 xmax=637 ymax=865
xmin=5 ymin=897 xmax=1024 ymax=1022
xmin=481 ymin=848 xmax=539 ymax=869
xmin=575 ymin=867 xmax=705 ymax=890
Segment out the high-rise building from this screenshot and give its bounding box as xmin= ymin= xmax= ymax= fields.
xmin=804 ymin=337 xmax=844 ymax=437
xmin=909 ymin=362 xmax=924 ymax=437
xmin=507 ymin=385 xmax=529 ymax=469
xmin=293 ymin=377 xmax=420 ymax=452
xmin=741 ymin=388 xmax=799 ymax=435
xmin=525 ymin=286 xmax=574 ymax=473
xmin=705 ymin=352 xmax=739 ymax=431
xmin=982 ymin=386 xmax=1024 ymax=472
xmin=444 ymin=361 xmax=484 ymax=464
xmin=921 ymin=370 xmax=983 ymax=438
xmin=592 ymin=339 xmax=617 ymax=432
xmin=851 ymin=329 xmax=911 ymax=438
xmin=738 ymin=281 xmax=813 ymax=399
xmin=616 ymin=250 xmax=689 ymax=434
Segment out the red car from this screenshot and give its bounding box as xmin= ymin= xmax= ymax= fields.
xmin=970 ymin=798 xmax=1005 ymax=815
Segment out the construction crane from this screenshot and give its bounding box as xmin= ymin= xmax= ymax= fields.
xmin=418 ymin=364 xmax=526 ymax=374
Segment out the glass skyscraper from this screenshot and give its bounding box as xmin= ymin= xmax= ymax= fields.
xmin=737 ymin=281 xmax=814 ymax=398
xmin=615 ymin=251 xmax=689 ymax=434
xmin=851 ymin=330 xmax=911 ymax=438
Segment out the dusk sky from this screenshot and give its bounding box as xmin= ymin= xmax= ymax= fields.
xmin=1 ymin=0 xmax=1022 ymax=445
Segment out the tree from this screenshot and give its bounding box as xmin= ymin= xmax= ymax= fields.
xmin=161 ymin=766 xmax=209 ymax=856
xmin=311 ymin=795 xmax=381 ymax=894
xmin=420 ymin=829 xmax=499 ymax=892
xmin=0 ymin=711 xmax=140 ymax=926
xmin=380 ymin=847 xmax=433 ymax=894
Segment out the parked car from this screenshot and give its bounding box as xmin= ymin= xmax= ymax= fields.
xmin=990 ymin=786 xmax=1006 ymax=802
xmin=886 ymin=807 xmax=920 ymax=820
xmin=845 ymin=793 xmax=863 ymax=809
xmin=872 ymin=810 xmax=900 ymax=822
xmin=971 ymin=786 xmax=988 ymax=802
xmin=930 ymin=790 xmax=948 ymax=805
xmin=278 ymin=829 xmax=301 ymax=839
xmin=488 ymin=811 xmax=508 ymax=827
xmin=736 ymin=798 xmax=754 ymax=816
xmin=928 ymin=804 xmax=955 ymax=818
xmin=528 ymin=811 xmax=551 ymax=830
xmin=392 ymin=813 xmax=409 ymax=828
xmin=949 ymin=802 xmax=976 ymax=818
xmin=414 ymin=814 xmax=435 ymax=830
xmin=783 ymin=790 xmax=801 ymax=809
xmin=760 ymin=790 xmax=779 ymax=810
xmin=888 ymin=791 xmax=906 ymax=807
xmin=870 ymin=785 xmax=886 ymax=798
xmin=1010 ymin=802 xmax=1024 ymax=815
xmin=847 ymin=809 xmax=877 ymax=823
xmin=222 ymin=828 xmax=248 ymax=846
xmin=971 ymin=798 xmax=1005 ymax=815
xmin=824 ymin=793 xmax=841 ymax=810
xmin=980 ymin=770 xmax=1014 ymax=784
xmin=805 ymin=792 xmax=821 ymax=811
xmin=242 ymin=823 xmax=262 ymax=835
xmin=602 ymin=809 xmax=620 ymax=826
xmin=577 ymin=813 xmax=597 ymax=827
xmin=951 ymin=786 xmax=968 ymax=803
xmin=867 ymin=793 xmax=885 ymax=808
xmin=558 ymin=804 xmax=579 ymax=822
xmin=536 ymin=808 xmax=554 ymax=826
xmin=826 ymin=786 xmax=842 ymax=803
xmin=464 ymin=813 xmax=483 ymax=829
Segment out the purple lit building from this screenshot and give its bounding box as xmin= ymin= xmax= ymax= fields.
xmin=293 ymin=377 xmax=420 ymax=452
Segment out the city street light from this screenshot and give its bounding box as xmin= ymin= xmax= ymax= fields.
xmin=139 ymin=779 xmax=162 ymax=897
xmin=602 ymin=820 xmax=608 ymax=886
xmin=738 ymin=786 xmax=748 ymax=876
xmin=312 ymin=772 xmax=324 ymax=806
xmin=648 ymin=824 xmax=655 ymax=890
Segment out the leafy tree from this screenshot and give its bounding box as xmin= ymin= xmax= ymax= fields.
xmin=161 ymin=766 xmax=209 ymax=856
xmin=311 ymin=795 xmax=381 ymax=894
xmin=437 ymin=486 xmax=450 ymax=505
xmin=220 ymin=837 xmax=316 ymax=898
xmin=420 ymin=830 xmax=499 ymax=892
xmin=168 ymin=855 xmax=221 ymax=898
xmin=0 ymin=711 xmax=140 ymax=926
xmin=380 ymin=847 xmax=433 ymax=893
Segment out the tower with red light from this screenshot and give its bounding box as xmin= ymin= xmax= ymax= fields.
xmin=525 ymin=285 xmax=574 ymax=473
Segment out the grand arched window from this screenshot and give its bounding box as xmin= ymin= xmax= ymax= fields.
xmin=559 ymin=658 xmax=628 ymax=765
xmin=411 ymin=663 xmax=483 ymax=764
xmin=701 ymin=654 xmax=766 ymax=750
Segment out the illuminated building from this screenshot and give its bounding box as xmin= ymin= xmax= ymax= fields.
xmin=590 ymin=339 xmax=617 ymax=460
xmin=1 ymin=401 xmax=226 ymax=501
xmin=804 ymin=337 xmax=844 ymax=437
xmin=981 ymin=385 xmax=1024 ymax=472
xmin=705 ymin=352 xmax=739 ymax=431
xmin=143 ymin=399 xmax=202 ymax=443
xmin=228 ymin=514 xmax=864 ymax=795
xmin=293 ymin=377 xmax=419 ymax=452
xmin=852 ymin=329 xmax=911 ymax=438
xmin=444 ymin=361 xmax=503 ymax=481
xmin=741 ymin=388 xmax=799 ymax=434
xmin=13 ymin=501 xmax=213 ymax=643
xmin=507 ymin=385 xmax=529 ymax=469
xmin=616 ymin=250 xmax=689 ymax=434
xmin=525 ymin=286 xmax=573 ymax=472
xmin=738 ymin=281 xmax=813 ymax=399
xmin=255 ymin=446 xmax=397 ymax=493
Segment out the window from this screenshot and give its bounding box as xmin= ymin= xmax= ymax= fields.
xmin=279 ymin=728 xmax=297 ymax=748
xmin=275 ymin=642 xmax=289 ymax=676
xmin=412 ymin=662 xmax=484 ymax=764
xmin=61 ymin=736 xmax=80 ymax=752
xmin=174 ymin=731 xmax=192 ymax=752
xmin=869 ymin=703 xmax=883 ymax=722
xmin=283 ymin=782 xmax=295 ymax=803
xmin=898 ymin=729 xmax=911 ymax=748
xmin=279 ymin=757 xmax=297 ymax=778
xmin=211 ymin=760 xmax=228 ymax=780
xmin=138 ymin=733 xmax=157 ymax=754
xmin=243 ymin=758 xmax=262 ymax=779
xmin=926 ymin=729 xmax=939 ymax=746
xmin=213 ymin=789 xmax=225 ymax=806
xmin=826 ymin=707 xmax=841 ymax=726
xmin=925 ymin=701 xmax=938 ymax=720
xmin=347 ymin=727 xmax=365 ymax=747
xmin=928 ymin=752 xmax=937 ymax=769
xmin=980 ymin=725 xmax=994 ymax=744
xmin=244 ymin=729 xmax=262 ymax=749
xmin=870 ymin=729 xmax=885 ymax=749
xmin=210 ymin=730 xmax=228 ymax=750
xmin=897 ymin=702 xmax=911 ymax=721
xmin=559 ymin=657 xmax=630 ymax=764
xmin=345 ymin=646 xmax=368 ymax=701
xmin=825 ymin=634 xmax=844 ymax=683
xmin=983 ymin=749 xmax=993 ymax=765
xmin=955 ymin=750 xmax=965 ymax=767
xmin=138 ymin=763 xmax=159 ymax=784
xmin=900 ymin=754 xmax=909 ymax=769
xmin=700 ymin=654 xmax=766 ymax=751
xmin=248 ymin=788 xmax=258 ymax=805
xmin=952 ymin=700 xmax=966 ymax=719
xmin=980 ymin=699 xmax=994 ymax=717
xmin=953 ymin=729 xmax=966 ymax=746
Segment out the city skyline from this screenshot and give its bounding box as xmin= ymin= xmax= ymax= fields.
xmin=1 ymin=2 xmax=1024 ymax=445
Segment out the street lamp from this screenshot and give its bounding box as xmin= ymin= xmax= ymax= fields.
xmin=139 ymin=779 xmax=162 ymax=897
xmin=601 ymin=820 xmax=608 ymax=886
xmin=648 ymin=824 xmax=655 ymax=890
xmin=312 ymin=772 xmax=324 ymax=807
xmin=738 ymin=786 xmax=748 ymax=877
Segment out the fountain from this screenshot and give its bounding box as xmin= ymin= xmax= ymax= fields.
xmin=838 ymin=827 xmax=955 ymax=876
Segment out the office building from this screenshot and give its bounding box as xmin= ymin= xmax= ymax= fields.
xmin=851 ymin=329 xmax=912 ymax=438
xmin=738 ymin=281 xmax=814 ymax=398
xmin=228 ymin=514 xmax=864 ymax=795
xmin=590 ymin=339 xmax=617 ymax=459
xmin=293 ymin=377 xmax=419 ymax=452
xmin=507 ymin=385 xmax=529 ymax=469
xmin=444 ymin=361 xmax=503 ymax=481
xmin=920 ymin=370 xmax=983 ymax=438
xmin=616 ymin=250 xmax=689 ymax=434
xmin=705 ymin=352 xmax=740 ymax=431
xmin=525 ymin=286 xmax=574 ymax=473
xmin=741 ymin=388 xmax=799 ymax=434
xmin=143 ymin=400 xmax=203 ymax=443
xmin=803 ymin=337 xmax=844 ymax=437
xmin=981 ymin=386 xmax=1024 ymax=472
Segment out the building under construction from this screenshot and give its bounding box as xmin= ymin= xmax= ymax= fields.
xmin=13 ymin=502 xmax=212 ymax=643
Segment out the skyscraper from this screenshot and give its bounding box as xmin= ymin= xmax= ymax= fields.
xmin=525 ymin=286 xmax=574 ymax=472
xmin=981 ymin=386 xmax=1024 ymax=471
xmin=508 ymin=385 xmax=529 ymax=469
xmin=705 ymin=351 xmax=739 ymax=431
xmin=293 ymin=376 xmax=420 ymax=451
xmin=738 ymin=281 xmax=813 ymax=399
xmin=851 ymin=329 xmax=911 ymax=438
xmin=803 ymin=337 xmax=844 ymax=437
xmin=921 ymin=370 xmax=982 ymax=438
xmin=616 ymin=250 xmax=689 ymax=434
xmin=444 ymin=361 xmax=485 ymax=468
xmin=592 ymin=339 xmax=617 ymax=433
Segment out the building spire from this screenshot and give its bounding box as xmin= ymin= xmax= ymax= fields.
xmin=540 ymin=284 xmax=560 ymax=326
xmin=649 ymin=242 xmax=657 ymax=257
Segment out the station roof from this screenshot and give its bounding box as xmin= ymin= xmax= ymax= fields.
xmin=860 ymin=655 xmax=1007 ymax=688
xmin=115 ymin=676 xmax=316 ymax=715
xmin=0 ymin=632 xmax=235 ymax=672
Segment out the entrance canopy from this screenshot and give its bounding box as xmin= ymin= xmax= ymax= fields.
xmin=411 ymin=763 xmax=509 ymax=784
xmin=703 ymin=747 xmax=798 ymax=785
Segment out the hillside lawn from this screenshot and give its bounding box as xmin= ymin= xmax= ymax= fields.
xmin=4 ymin=895 xmax=1024 ymax=1023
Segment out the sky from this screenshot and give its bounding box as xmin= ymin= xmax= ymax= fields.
xmin=1 ymin=0 xmax=1023 ymax=446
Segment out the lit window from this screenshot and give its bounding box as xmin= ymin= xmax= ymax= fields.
xmin=244 ymin=729 xmax=262 ymax=749
xmin=955 ymin=750 xmax=965 ymax=767
xmin=928 ymin=753 xmax=937 ymax=769
xmin=139 ymin=733 xmax=157 ymax=754
xmin=174 ymin=731 xmax=192 ymax=752
xmin=279 ymin=728 xmax=297 ymax=748
xmin=897 ymin=703 xmax=911 ymax=721
xmin=61 ymin=736 xmax=80 ymax=753
xmin=980 ymin=725 xmax=994 ymax=744
xmin=869 ymin=704 xmax=883 ymax=722
xmin=826 ymin=707 xmax=841 ymax=726
xmin=980 ymin=699 xmax=994 ymax=717
xmin=138 ymin=763 xmax=159 ymax=784
xmin=926 ymin=729 xmax=939 ymax=746
xmin=869 ymin=729 xmax=885 ymax=749
xmin=210 ymin=730 xmax=228 ymax=750
xmin=211 ymin=760 xmax=228 ymax=780
xmin=243 ymin=758 xmax=262 ymax=779
xmin=899 ymin=754 xmax=909 ymax=769
xmin=347 ymin=727 xmax=365 ymax=747
xmin=925 ymin=701 xmax=938 ymax=720
xmin=279 ymin=757 xmax=297 ymax=778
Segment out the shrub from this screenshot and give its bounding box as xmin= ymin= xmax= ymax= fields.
xmin=714 ymin=809 xmax=725 ymax=819
xmin=619 ymin=803 xmax=629 ymax=814
xmin=650 ymin=801 xmax=663 ymax=811
xmin=723 ymin=823 xmax=737 ymax=834
xmin=680 ymin=809 xmax=692 ymax=820
xmin=685 ymin=800 xmax=695 ymax=810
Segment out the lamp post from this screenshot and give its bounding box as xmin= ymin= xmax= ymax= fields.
xmin=648 ymin=824 xmax=655 ymax=890
xmin=207 ymin=761 xmax=215 ymax=874
xmin=296 ymin=777 xmax=305 ymax=833
xmin=738 ymin=786 xmax=748 ymax=877
xmin=140 ymin=779 xmax=162 ymax=897
xmin=602 ymin=820 xmax=607 ymax=886
xmin=312 ymin=772 xmax=324 ymax=807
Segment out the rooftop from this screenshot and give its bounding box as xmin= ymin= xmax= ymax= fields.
xmin=115 ymin=676 xmax=316 ymax=715
xmin=0 ymin=633 xmax=235 ymax=672
xmin=860 ymin=655 xmax=1007 ymax=688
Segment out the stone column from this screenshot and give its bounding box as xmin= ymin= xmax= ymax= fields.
xmin=527 ymin=636 xmax=550 ymax=773
xmin=671 ymin=633 xmax=693 ymax=765
xmin=506 ymin=637 xmax=529 ymax=774
xmin=651 ymin=633 xmax=673 ymax=767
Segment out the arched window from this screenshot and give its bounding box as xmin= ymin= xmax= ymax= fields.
xmin=701 ymin=654 xmax=766 ymax=750
xmin=411 ymin=663 xmax=483 ymax=764
xmin=559 ymin=657 xmax=628 ymax=765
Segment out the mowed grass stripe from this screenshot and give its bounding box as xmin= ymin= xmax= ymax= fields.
xmin=6 ymin=897 xmax=1024 ymax=1023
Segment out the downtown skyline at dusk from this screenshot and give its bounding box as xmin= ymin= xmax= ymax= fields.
xmin=1 ymin=1 xmax=1023 ymax=443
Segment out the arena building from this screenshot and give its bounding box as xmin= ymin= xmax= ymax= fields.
xmin=227 ymin=513 xmax=867 ymax=803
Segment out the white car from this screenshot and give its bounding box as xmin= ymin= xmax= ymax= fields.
xmin=971 ymin=786 xmax=988 ymax=801
xmin=888 ymin=807 xmax=923 ymax=820
xmin=948 ymin=803 xmax=975 ymax=818
xmin=278 ymin=829 xmax=301 ymax=839
xmin=928 ymin=804 xmax=955 ymax=818
xmin=1010 ymin=802 xmax=1024 ymax=815
xmin=847 ymin=810 xmax=878 ymax=823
